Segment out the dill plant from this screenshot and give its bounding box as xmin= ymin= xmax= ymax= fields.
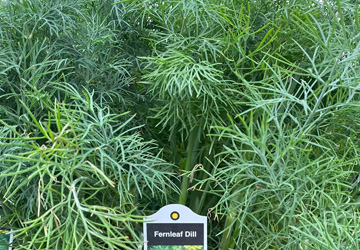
xmin=0 ymin=0 xmax=176 ymax=249
xmin=1 ymin=0 xmax=360 ymax=249
xmin=132 ymin=0 xmax=360 ymax=249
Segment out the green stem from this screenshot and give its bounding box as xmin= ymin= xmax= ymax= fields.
xmin=196 ymin=155 xmax=213 ymax=214
xmin=179 ymin=126 xmax=199 ymax=205
xmin=197 ymin=181 xmax=210 ymax=214
xmin=197 ymin=137 xmax=229 ymax=214
xmin=170 ymin=119 xmax=178 ymax=164
xmin=219 ymin=183 xmax=245 ymax=249
xmin=219 ymin=211 xmax=235 ymax=250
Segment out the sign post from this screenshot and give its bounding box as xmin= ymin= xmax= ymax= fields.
xmin=143 ymin=204 xmax=207 ymax=250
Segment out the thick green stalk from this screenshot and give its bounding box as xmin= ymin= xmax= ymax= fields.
xmin=219 ymin=184 xmax=246 ymax=249
xmin=219 ymin=211 xmax=235 ymax=250
xmin=170 ymin=119 xmax=179 ymax=164
xmin=179 ymin=126 xmax=199 ymax=205
xmin=196 ymin=181 xmax=210 ymax=214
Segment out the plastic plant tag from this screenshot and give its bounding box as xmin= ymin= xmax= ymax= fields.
xmin=0 ymin=229 xmax=12 ymax=250
xmin=0 ymin=207 xmax=13 ymax=250
xmin=143 ymin=204 xmax=207 ymax=250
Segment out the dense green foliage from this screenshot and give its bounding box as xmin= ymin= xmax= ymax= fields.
xmin=1 ymin=0 xmax=360 ymax=249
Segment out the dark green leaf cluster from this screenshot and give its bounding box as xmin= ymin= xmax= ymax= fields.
xmin=0 ymin=83 xmax=178 ymax=249
xmin=0 ymin=0 xmax=177 ymax=249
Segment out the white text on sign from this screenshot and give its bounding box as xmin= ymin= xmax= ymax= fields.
xmin=154 ymin=231 xmax=197 ymax=238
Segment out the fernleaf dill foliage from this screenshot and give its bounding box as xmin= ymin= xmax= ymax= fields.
xmin=1 ymin=0 xmax=360 ymax=249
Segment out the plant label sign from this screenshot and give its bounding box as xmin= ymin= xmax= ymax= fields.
xmin=0 ymin=229 xmax=12 ymax=250
xmin=143 ymin=204 xmax=207 ymax=250
xmin=0 ymin=210 xmax=13 ymax=250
